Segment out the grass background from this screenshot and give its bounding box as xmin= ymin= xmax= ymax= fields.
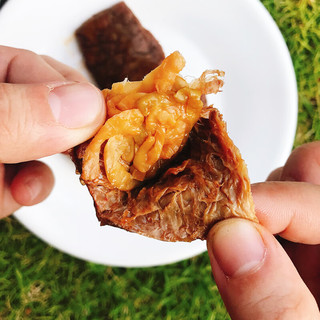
xmin=0 ymin=0 xmax=319 ymax=319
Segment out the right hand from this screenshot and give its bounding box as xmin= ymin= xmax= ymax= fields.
xmin=207 ymin=142 xmax=320 ymax=319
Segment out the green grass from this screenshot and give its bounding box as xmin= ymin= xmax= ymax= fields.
xmin=0 ymin=1 xmax=319 ymax=319
xmin=262 ymin=0 xmax=320 ymax=145
xmin=0 ymin=218 xmax=227 ymax=320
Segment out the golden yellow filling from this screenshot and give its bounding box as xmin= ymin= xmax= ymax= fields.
xmin=82 ymin=51 xmax=224 ymax=191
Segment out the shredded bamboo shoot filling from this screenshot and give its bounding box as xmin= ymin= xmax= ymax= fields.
xmin=82 ymin=51 xmax=224 ymax=191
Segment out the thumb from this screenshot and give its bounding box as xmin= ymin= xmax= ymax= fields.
xmin=207 ymin=218 xmax=319 ymax=320
xmin=0 ymin=82 xmax=105 ymax=163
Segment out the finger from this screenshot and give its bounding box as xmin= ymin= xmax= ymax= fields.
xmin=10 ymin=161 xmax=54 ymax=206
xmin=0 ymin=45 xmax=87 ymax=84
xmin=279 ymin=141 xmax=320 ymax=184
xmin=266 ymin=166 xmax=283 ymax=181
xmin=278 ymin=239 xmax=320 ymax=306
xmin=0 ymin=45 xmax=65 ymax=83
xmin=41 ymin=55 xmax=87 ymax=82
xmin=207 ymin=219 xmax=319 ymax=320
xmin=0 ymin=161 xmax=54 ymax=218
xmin=252 ymin=181 xmax=320 ymax=244
xmin=0 ymin=81 xmax=105 ymax=163
xmin=0 ymin=163 xmax=20 ymax=218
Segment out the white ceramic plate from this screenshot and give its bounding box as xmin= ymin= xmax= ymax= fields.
xmin=0 ymin=0 xmax=297 ymax=267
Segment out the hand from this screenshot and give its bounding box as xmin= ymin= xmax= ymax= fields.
xmin=0 ymin=45 xmax=105 ymax=218
xmin=207 ymin=141 xmax=320 ymax=319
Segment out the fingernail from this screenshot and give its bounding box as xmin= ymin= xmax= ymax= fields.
xmin=209 ymin=219 xmax=266 ymax=277
xmin=24 ymin=176 xmax=42 ymax=203
xmin=48 ymin=82 xmax=104 ymax=128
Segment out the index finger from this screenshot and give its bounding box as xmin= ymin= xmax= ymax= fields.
xmin=0 ymin=45 xmax=86 ymax=83
xmin=252 ymin=181 xmax=320 ymax=244
xmin=41 ymin=55 xmax=87 ymax=82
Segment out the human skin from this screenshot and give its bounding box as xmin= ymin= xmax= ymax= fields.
xmin=0 ymin=45 xmax=106 ymax=218
xmin=207 ymin=142 xmax=320 ymax=319
xmin=1 ymin=45 xmax=319 ymax=320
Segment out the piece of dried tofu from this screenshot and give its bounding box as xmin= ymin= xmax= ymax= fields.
xmin=71 ymin=51 xmax=257 ymax=242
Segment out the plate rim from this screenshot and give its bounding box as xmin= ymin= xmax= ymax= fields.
xmin=1 ymin=0 xmax=297 ymax=267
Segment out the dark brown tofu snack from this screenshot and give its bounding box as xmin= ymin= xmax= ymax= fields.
xmin=75 ymin=1 xmax=165 ymax=89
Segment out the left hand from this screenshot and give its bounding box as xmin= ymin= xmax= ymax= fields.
xmin=0 ymin=46 xmax=105 ymax=218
